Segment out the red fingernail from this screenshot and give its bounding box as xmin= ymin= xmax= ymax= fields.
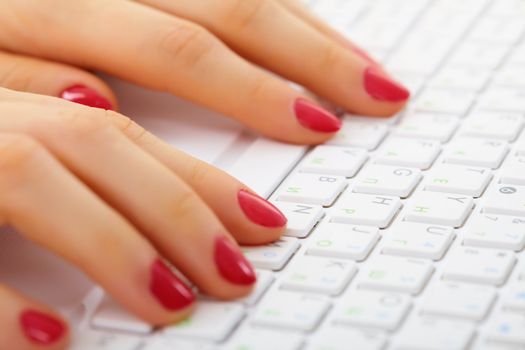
xmin=215 ymin=236 xmax=256 ymax=285
xmin=150 ymin=259 xmax=195 ymax=310
xmin=238 ymin=189 xmax=287 ymax=228
xmin=294 ymin=98 xmax=342 ymax=133
xmin=60 ymin=85 xmax=113 ymax=110
xmin=364 ymin=66 xmax=410 ymax=102
xmin=20 ymin=310 xmax=65 ymax=345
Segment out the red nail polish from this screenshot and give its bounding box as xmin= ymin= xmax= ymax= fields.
xmin=150 ymin=259 xmax=195 ymax=310
xmin=215 ymin=236 xmax=256 ymax=285
xmin=20 ymin=310 xmax=65 ymax=345
xmin=60 ymin=85 xmax=113 ymax=110
xmin=364 ymin=67 xmax=410 ymax=102
xmin=238 ymin=190 xmax=287 ymax=228
xmin=294 ymin=98 xmax=342 ymax=133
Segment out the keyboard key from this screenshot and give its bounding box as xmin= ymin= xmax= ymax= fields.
xmin=421 ymin=282 xmax=496 ymax=320
xmin=307 ymin=222 xmax=379 ymax=261
xmin=252 ymin=292 xmax=330 ymax=331
xmin=468 ymin=16 xmax=525 ymax=44
xmin=493 ymin=65 xmax=525 ymax=89
xmin=164 ymin=301 xmax=244 ymax=341
xmin=242 ymin=237 xmax=300 ymax=270
xmin=353 ymin=164 xmax=421 ymax=198
xmin=299 ymin=146 xmax=367 ymax=177
xmin=500 ymin=155 xmax=525 ymax=186
xmin=443 ymin=247 xmax=516 ymax=286
xmin=460 ymin=111 xmax=524 ymax=141
xmin=382 ymin=222 xmax=455 ymax=260
xmin=414 ymin=89 xmax=475 ymax=115
xmin=306 ymin=326 xmax=386 ymax=350
xmin=444 ymin=138 xmax=509 ymax=169
xmin=502 ymin=284 xmax=525 ymax=312
xmin=394 ymin=113 xmax=458 ymax=143
xmin=394 ymin=318 xmax=475 ymax=350
xmin=424 ymin=164 xmax=492 ymax=197
xmin=429 ymin=66 xmax=491 ymax=91
xmin=331 ymin=192 xmax=402 ymax=228
xmin=223 ymin=327 xmax=303 ymax=350
xmin=276 ymin=173 xmax=346 ymax=206
xmin=463 ymin=213 xmax=525 ymax=251
xmin=486 ymin=312 xmax=525 ymax=346
xmin=479 ymin=88 xmax=525 ymax=113
xmin=239 ymin=270 xmax=274 ymax=306
xmin=281 ymin=256 xmax=357 ymax=295
xmin=358 ymin=256 xmax=434 ymax=294
xmin=91 ymin=296 xmax=153 ymax=334
xmin=483 ymin=183 xmax=525 ymax=217
xmin=447 ymin=42 xmax=509 ymax=70
xmin=332 ymin=291 xmax=411 ymax=331
xmin=70 ymin=331 xmax=148 ymax=350
xmin=327 ymin=119 xmax=388 ymax=150
xmin=375 ymin=138 xmax=441 ymax=169
xmin=272 ymin=202 xmax=324 ymax=238
xmin=404 ymin=192 xmax=473 ymax=227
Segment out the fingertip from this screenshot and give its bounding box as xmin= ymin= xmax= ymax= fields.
xmin=59 ymin=84 xmax=116 ymax=111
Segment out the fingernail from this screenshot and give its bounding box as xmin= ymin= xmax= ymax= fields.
xmin=20 ymin=310 xmax=65 ymax=345
xmin=294 ymin=98 xmax=342 ymax=133
xmin=238 ymin=189 xmax=287 ymax=228
xmin=215 ymin=235 xmax=256 ymax=285
xmin=364 ymin=66 xmax=410 ymax=102
xmin=150 ymin=259 xmax=195 ymax=310
xmin=60 ymin=85 xmax=113 ymax=110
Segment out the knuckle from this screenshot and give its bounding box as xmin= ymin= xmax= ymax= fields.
xmin=246 ymin=75 xmax=274 ymax=102
xmin=0 ymin=134 xmax=41 ymax=171
xmin=187 ymin=159 xmax=210 ymax=185
xmin=319 ymin=43 xmax=342 ymax=73
xmin=168 ymin=188 xmax=200 ymax=220
xmin=222 ymin=0 xmax=268 ymax=31
xmin=155 ymin=22 xmax=216 ymax=70
xmin=110 ymin=113 xmax=150 ymax=144
xmin=56 ymin=108 xmax=113 ymax=140
xmin=0 ymin=57 xmax=33 ymax=91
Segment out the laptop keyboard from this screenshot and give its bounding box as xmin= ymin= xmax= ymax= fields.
xmin=72 ymin=0 xmax=525 ymax=349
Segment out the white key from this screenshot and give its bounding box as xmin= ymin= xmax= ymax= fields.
xmin=381 ymin=222 xmax=455 ymax=260
xmin=375 ymin=138 xmax=441 ymax=169
xmin=394 ymin=318 xmax=475 ymax=350
xmin=461 ymin=111 xmax=524 ymax=141
xmin=239 ymin=270 xmax=274 ymax=306
xmin=307 ymin=223 xmax=379 ymax=261
xmin=464 ymin=214 xmax=525 ymax=251
xmin=468 ymin=17 xmax=525 ymax=44
xmin=483 ymin=183 xmax=525 ymax=217
xmin=508 ymin=44 xmax=525 ymax=65
xmin=252 ymin=292 xmax=330 ymax=331
xmin=486 ymin=313 xmax=525 ymax=346
xmin=424 ymin=164 xmax=492 ymax=197
xmin=164 ymin=301 xmax=244 ymax=341
xmin=147 ymin=338 xmax=213 ymax=350
xmin=327 ymin=119 xmax=388 ymax=150
xmin=391 ymin=72 xmax=426 ymax=96
xmin=444 ymin=138 xmax=509 ymax=169
xmin=394 ymin=113 xmax=458 ymax=143
xmin=404 ymin=191 xmax=473 ymax=227
xmin=331 ymin=193 xmax=402 ymax=228
xmin=272 ymin=202 xmax=324 ymax=238
xmin=70 ymin=331 xmax=148 ymax=350
xmin=479 ymin=88 xmax=525 ymax=113
xmin=421 ymin=282 xmax=496 ymax=320
xmin=276 ymin=173 xmax=346 ymax=206
xmin=358 ymin=256 xmax=434 ymax=294
xmin=493 ymin=66 xmax=525 ymax=89
xmin=443 ymin=247 xmax=516 ymax=286
xmin=306 ymin=327 xmax=386 ymax=350
xmin=500 ymin=155 xmax=525 ymax=186
xmin=502 ymin=284 xmax=525 ymax=312
xmin=353 ymin=164 xmax=421 ymax=198
xmin=91 ymin=296 xmax=153 ymax=334
xmin=242 ymin=237 xmax=300 ymax=270
xmin=429 ymin=66 xmax=491 ymax=91
xmin=223 ymin=327 xmax=303 ymax=350
xmin=520 ymin=265 xmax=525 ymax=281
xmin=333 ymin=291 xmax=411 ymax=331
xmin=413 ymin=89 xmax=474 ymax=115
xmin=281 ymin=256 xmax=357 ymax=295
xmin=300 ymin=146 xmax=367 ymax=177
xmin=447 ymin=42 xmax=509 ymax=70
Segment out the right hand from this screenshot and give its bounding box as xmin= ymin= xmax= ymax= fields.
xmin=0 ymin=88 xmax=288 ymax=350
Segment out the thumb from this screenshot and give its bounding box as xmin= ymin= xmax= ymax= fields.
xmin=0 ymin=50 xmax=117 ymax=110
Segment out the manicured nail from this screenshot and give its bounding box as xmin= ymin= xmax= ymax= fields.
xmin=150 ymin=259 xmax=195 ymax=310
xmin=294 ymin=98 xmax=342 ymax=133
xmin=364 ymin=66 xmax=410 ymax=102
xmin=20 ymin=310 xmax=65 ymax=345
xmin=215 ymin=236 xmax=256 ymax=285
xmin=60 ymin=85 xmax=113 ymax=110
xmin=238 ymin=189 xmax=287 ymax=228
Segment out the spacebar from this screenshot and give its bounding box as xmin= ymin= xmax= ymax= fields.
xmin=228 ymin=138 xmax=307 ymax=198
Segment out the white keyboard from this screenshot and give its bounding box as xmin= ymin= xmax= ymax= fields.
xmin=73 ymin=0 xmax=525 ymax=349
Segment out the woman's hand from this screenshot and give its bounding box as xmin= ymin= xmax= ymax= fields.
xmin=0 ymin=88 xmax=288 ymax=350
xmin=0 ymin=0 xmax=409 ymax=144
